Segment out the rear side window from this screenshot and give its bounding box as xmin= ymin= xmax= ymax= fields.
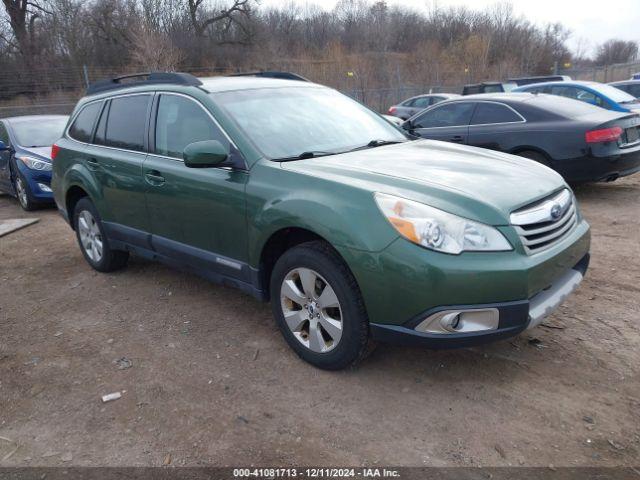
xmin=68 ymin=102 xmax=102 ymax=143
xmin=103 ymin=95 xmax=151 ymax=152
xmin=471 ymin=103 xmax=523 ymax=125
xmin=154 ymin=94 xmax=229 ymax=159
xmin=413 ymin=103 xmax=475 ymax=129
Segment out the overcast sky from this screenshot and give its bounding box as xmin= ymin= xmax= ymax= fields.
xmin=258 ymin=0 xmax=640 ymax=54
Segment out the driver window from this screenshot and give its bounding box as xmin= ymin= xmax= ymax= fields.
xmin=155 ymin=94 xmax=229 ymax=159
xmin=0 ymin=123 xmax=9 ymax=145
xmin=412 ymin=97 xmax=430 ymax=108
xmin=413 ymin=103 xmax=475 ymax=129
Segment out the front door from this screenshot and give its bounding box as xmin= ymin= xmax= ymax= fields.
xmin=410 ymin=102 xmax=475 ymax=144
xmin=142 ymin=93 xmax=249 ymax=280
xmin=0 ymin=122 xmax=13 ymax=191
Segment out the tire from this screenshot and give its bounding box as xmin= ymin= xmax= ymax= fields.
xmin=270 ymin=241 xmax=374 ymax=370
xmin=516 ymin=150 xmax=550 ymax=166
xmin=73 ymin=197 xmax=129 ymax=273
xmin=13 ymin=169 xmax=37 ymax=211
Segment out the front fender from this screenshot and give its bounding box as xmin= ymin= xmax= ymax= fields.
xmin=246 ymin=162 xmax=399 ymax=267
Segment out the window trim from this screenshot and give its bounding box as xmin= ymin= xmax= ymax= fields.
xmin=468 ymin=101 xmax=527 ymax=127
xmin=147 ymin=91 xmax=239 ymax=164
xmin=412 ymin=101 xmax=478 ymax=130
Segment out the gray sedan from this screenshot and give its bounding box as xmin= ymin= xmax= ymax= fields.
xmin=388 ymin=93 xmax=461 ymax=120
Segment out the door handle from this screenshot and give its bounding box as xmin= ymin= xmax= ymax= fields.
xmin=145 ymin=170 xmax=165 ymax=185
xmin=450 ymin=135 xmax=464 ymax=143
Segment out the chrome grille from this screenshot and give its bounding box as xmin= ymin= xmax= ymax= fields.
xmin=510 ymin=189 xmax=577 ymax=254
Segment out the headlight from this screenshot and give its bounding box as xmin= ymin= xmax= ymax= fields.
xmin=18 ymin=156 xmax=52 ymax=171
xmin=374 ymin=193 xmax=512 ymax=254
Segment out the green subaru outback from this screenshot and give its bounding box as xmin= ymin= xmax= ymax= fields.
xmin=51 ymin=72 xmax=590 ymax=370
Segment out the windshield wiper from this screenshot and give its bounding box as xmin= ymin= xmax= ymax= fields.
xmin=348 ymin=139 xmax=405 ymax=152
xmin=274 ymin=151 xmax=336 ymax=162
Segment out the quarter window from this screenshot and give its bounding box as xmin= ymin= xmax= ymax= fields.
xmin=470 ymin=103 xmax=523 ymax=125
xmin=103 ymin=95 xmax=150 ymax=152
xmin=154 ymin=94 xmax=229 ymax=159
xmin=68 ymin=102 xmax=102 ymax=143
xmin=413 ymin=103 xmax=475 ymax=129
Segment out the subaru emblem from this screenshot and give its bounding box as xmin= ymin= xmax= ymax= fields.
xmin=550 ymin=203 xmax=562 ymax=220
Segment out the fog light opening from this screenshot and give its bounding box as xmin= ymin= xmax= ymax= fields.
xmin=37 ymin=183 xmax=52 ymax=193
xmin=416 ymin=308 xmax=500 ymax=334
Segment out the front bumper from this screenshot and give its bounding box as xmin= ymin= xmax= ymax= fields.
xmin=16 ymin=162 xmax=54 ymax=202
xmin=370 ymin=253 xmax=589 ymax=348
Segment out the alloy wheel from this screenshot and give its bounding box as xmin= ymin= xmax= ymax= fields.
xmin=78 ymin=210 xmax=104 ymax=263
xmin=15 ymin=177 xmax=28 ymax=209
xmin=280 ymin=267 xmax=343 ymax=353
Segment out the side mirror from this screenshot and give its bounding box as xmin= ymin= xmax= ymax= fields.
xmin=401 ymin=120 xmax=413 ymax=131
xmin=0 ymin=141 xmax=8 ymax=151
xmin=183 ymin=140 xmax=229 ymax=168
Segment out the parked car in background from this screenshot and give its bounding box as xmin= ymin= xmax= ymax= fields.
xmin=507 ymin=75 xmax=571 ymax=86
xmin=402 ymin=93 xmax=640 ymax=183
xmin=0 ymin=115 xmax=68 ymax=210
xmin=514 ymin=81 xmax=640 ymax=113
xmin=387 ymin=93 xmax=460 ymax=120
xmin=632 ymin=73 xmax=640 ymax=80
xmin=382 ymin=114 xmax=403 ymax=126
xmin=462 ymin=82 xmax=517 ymax=95
xmin=609 ymin=80 xmax=640 ymax=99
xmin=52 ymin=72 xmax=590 ymax=370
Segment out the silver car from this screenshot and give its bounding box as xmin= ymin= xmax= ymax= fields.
xmin=388 ymin=93 xmax=461 ymax=120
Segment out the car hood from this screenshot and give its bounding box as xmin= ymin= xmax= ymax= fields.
xmin=281 ymin=140 xmax=567 ymax=225
xmin=20 ymin=146 xmax=52 ymax=160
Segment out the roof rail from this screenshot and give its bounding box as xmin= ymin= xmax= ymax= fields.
xmin=86 ymin=72 xmax=203 ymax=95
xmin=228 ymin=71 xmax=309 ymax=82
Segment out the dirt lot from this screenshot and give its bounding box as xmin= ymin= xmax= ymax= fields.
xmin=0 ymin=176 xmax=639 ymax=468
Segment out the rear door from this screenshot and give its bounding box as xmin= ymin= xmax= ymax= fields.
xmin=142 ymin=92 xmax=250 ymax=276
xmin=410 ymin=102 xmax=475 ymax=144
xmin=0 ymin=121 xmax=12 ymax=191
xmin=82 ymin=94 xmax=152 ymax=239
xmin=467 ymin=102 xmax=526 ymax=151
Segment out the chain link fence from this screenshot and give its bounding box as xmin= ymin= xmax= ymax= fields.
xmin=560 ymin=60 xmax=640 ymax=83
xmin=0 ymin=62 xmax=469 ymax=117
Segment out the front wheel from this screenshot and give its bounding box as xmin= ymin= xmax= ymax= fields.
xmin=73 ymin=197 xmax=129 ymax=272
xmin=270 ymin=241 xmax=373 ymax=370
xmin=13 ymin=171 xmax=36 ymax=211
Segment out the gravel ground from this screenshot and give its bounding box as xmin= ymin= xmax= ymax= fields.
xmin=0 ymin=176 xmax=638 ymax=468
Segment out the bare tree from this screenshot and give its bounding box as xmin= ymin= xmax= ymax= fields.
xmin=187 ymin=0 xmax=253 ymax=40
xmin=130 ymin=24 xmax=184 ymax=71
xmin=1 ymin=0 xmax=51 ymax=57
xmin=595 ymin=39 xmax=639 ymax=66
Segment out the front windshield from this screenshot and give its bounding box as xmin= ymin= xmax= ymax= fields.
xmin=212 ymin=87 xmax=407 ymax=159
xmin=12 ymin=117 xmax=68 ymax=147
xmin=591 ymin=83 xmax=638 ymax=103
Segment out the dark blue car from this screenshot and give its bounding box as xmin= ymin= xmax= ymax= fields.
xmin=514 ymin=81 xmax=640 ymax=113
xmin=0 ymin=115 xmax=68 ymax=210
